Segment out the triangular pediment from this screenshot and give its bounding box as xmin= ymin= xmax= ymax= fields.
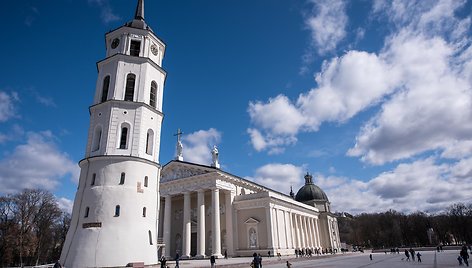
xmin=161 ymin=160 xmax=215 ymax=182
xmin=245 ymin=217 xmax=260 ymax=224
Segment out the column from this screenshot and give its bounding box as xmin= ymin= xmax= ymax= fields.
xmin=289 ymin=212 xmax=295 ymax=249
xmin=182 ymin=192 xmax=191 ymax=259
xmin=294 ymin=214 xmax=300 ymax=249
xmin=196 ymin=190 xmax=205 ymax=258
xmin=283 ymin=211 xmax=290 ymax=249
xmin=212 ymin=188 xmax=222 ymax=257
xmin=224 ymin=191 xmax=235 ymax=257
xmin=307 ymin=218 xmax=314 ymax=248
xmin=265 ymin=205 xmax=274 ymax=250
xmin=273 ymin=208 xmax=280 ymax=250
xmin=300 ymin=216 xmax=306 ymax=248
xmin=314 ymin=218 xmax=321 ymax=248
xmin=163 ymin=195 xmax=172 ymax=258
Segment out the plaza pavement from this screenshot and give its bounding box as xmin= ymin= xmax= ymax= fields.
xmin=159 ymin=250 xmax=463 ymax=268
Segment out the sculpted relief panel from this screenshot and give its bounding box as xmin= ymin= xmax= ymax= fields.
xmin=161 ymin=166 xmax=209 ymax=182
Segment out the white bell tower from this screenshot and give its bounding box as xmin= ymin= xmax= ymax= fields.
xmin=60 ymin=1 xmax=166 ymax=267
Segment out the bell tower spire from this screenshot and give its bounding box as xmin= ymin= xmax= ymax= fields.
xmin=135 ymin=0 xmax=144 ymax=20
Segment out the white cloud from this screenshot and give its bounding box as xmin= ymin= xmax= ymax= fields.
xmin=249 ymin=0 xmax=472 ymax=165
xmin=317 ymin=158 xmax=472 ymax=214
xmin=88 ymin=0 xmax=120 ymax=24
xmin=348 ymin=1 xmax=472 ymax=164
xmin=247 ymin=163 xmax=304 ymax=194
xmin=298 ymin=50 xmax=398 ymax=129
xmin=247 ymin=95 xmax=302 ymax=153
xmin=248 ymin=95 xmax=306 ymax=136
xmin=0 ymin=131 xmax=80 ymax=195
xmin=57 ymin=197 xmax=73 ymax=214
xmin=248 ymin=157 xmax=472 ymax=214
xmin=182 ymin=128 xmax=222 ymax=165
xmin=0 ymin=91 xmax=19 ymax=122
xmin=248 ymin=51 xmax=398 ymax=153
xmin=305 ymin=0 xmax=348 ymax=55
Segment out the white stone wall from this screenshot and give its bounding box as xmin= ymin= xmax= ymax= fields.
xmin=61 ymin=157 xmax=161 ymax=267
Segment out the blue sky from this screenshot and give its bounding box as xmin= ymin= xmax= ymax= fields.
xmin=1 ymin=0 xmax=472 ymax=214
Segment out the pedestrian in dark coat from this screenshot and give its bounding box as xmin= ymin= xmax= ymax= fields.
xmin=175 ymin=253 xmax=180 ymax=268
xmin=461 ymin=247 xmax=470 ymax=267
xmin=160 ymin=256 xmax=167 ymax=268
xmin=404 ymin=249 xmax=410 ymax=261
xmin=416 ymin=252 xmax=422 ymax=262
xmin=210 ymin=255 xmax=216 ymax=268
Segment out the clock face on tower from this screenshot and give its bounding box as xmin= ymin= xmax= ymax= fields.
xmin=151 ymin=44 xmax=158 ymax=56
xmin=111 ymin=38 xmax=120 ymax=49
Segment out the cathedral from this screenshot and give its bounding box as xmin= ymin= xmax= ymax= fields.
xmin=159 ymin=154 xmax=341 ymax=259
xmin=59 ymin=1 xmax=340 ymax=267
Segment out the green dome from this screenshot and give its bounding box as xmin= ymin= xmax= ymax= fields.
xmin=295 ymin=173 xmax=329 ymax=202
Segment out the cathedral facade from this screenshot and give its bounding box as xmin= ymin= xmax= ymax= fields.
xmin=159 ymin=158 xmax=341 ymax=259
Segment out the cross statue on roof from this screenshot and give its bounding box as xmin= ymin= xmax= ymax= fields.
xmin=174 ymin=128 xmax=183 ymax=142
xmin=174 ymin=128 xmax=184 ymax=161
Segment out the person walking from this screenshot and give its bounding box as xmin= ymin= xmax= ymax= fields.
xmin=252 ymin=253 xmax=260 ymax=268
xmin=410 ymin=248 xmax=415 ymax=261
xmin=416 ymin=252 xmax=422 ymax=262
xmin=461 ymin=246 xmax=470 ymax=267
xmin=160 ymin=256 xmax=167 ymax=268
xmin=286 ymin=260 xmax=292 ymax=268
xmin=210 ymin=255 xmax=216 ymax=268
xmin=369 ymin=254 xmax=372 ymax=261
xmin=404 ymin=249 xmax=410 ymax=261
xmin=175 ymin=253 xmax=180 ymax=268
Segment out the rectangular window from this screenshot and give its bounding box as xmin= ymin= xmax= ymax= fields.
xmin=120 ymin=173 xmax=125 ymax=185
xmin=91 ymin=173 xmax=96 ymax=186
xmin=130 ymin=40 xmax=141 ymax=56
xmin=119 ymin=127 xmax=128 ymax=149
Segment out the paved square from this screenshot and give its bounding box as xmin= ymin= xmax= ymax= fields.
xmin=169 ymin=250 xmax=463 ymax=268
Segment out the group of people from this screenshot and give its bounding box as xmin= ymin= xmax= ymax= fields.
xmin=294 ymin=247 xmax=334 ymax=257
xmin=404 ymin=248 xmax=422 ymax=262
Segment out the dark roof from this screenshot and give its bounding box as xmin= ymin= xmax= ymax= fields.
xmin=126 ymin=0 xmax=151 ymax=31
xmin=295 ymin=173 xmax=329 ymax=202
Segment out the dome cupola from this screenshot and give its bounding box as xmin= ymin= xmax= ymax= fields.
xmin=295 ymin=173 xmax=329 ymax=202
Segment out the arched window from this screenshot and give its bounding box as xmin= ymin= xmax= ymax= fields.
xmin=101 ymin=75 xmax=110 ymax=103
xmin=85 ymin=207 xmax=90 ymax=218
xmin=146 ymin=129 xmax=154 ymax=155
xmin=115 ymin=205 xmax=120 ymax=217
xmin=124 ymin=74 xmax=136 ymax=101
xmin=150 ymin=81 xmax=157 ymax=108
xmin=148 ymin=230 xmax=153 ymax=245
xmin=143 ymin=207 xmax=146 ymax=217
xmin=144 ymin=176 xmax=148 ymax=187
xmin=91 ymin=173 xmax=96 ymax=186
xmin=119 ymin=172 xmax=125 ymax=185
xmin=92 ymin=126 xmax=102 ymax=152
xmin=119 ymin=126 xmax=128 ymax=149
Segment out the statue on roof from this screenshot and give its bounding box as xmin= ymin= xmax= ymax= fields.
xmin=211 ymin=145 xmax=220 ymax=168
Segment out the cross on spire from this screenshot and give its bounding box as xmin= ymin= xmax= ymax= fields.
xmin=173 ymin=128 xmax=183 ymax=142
